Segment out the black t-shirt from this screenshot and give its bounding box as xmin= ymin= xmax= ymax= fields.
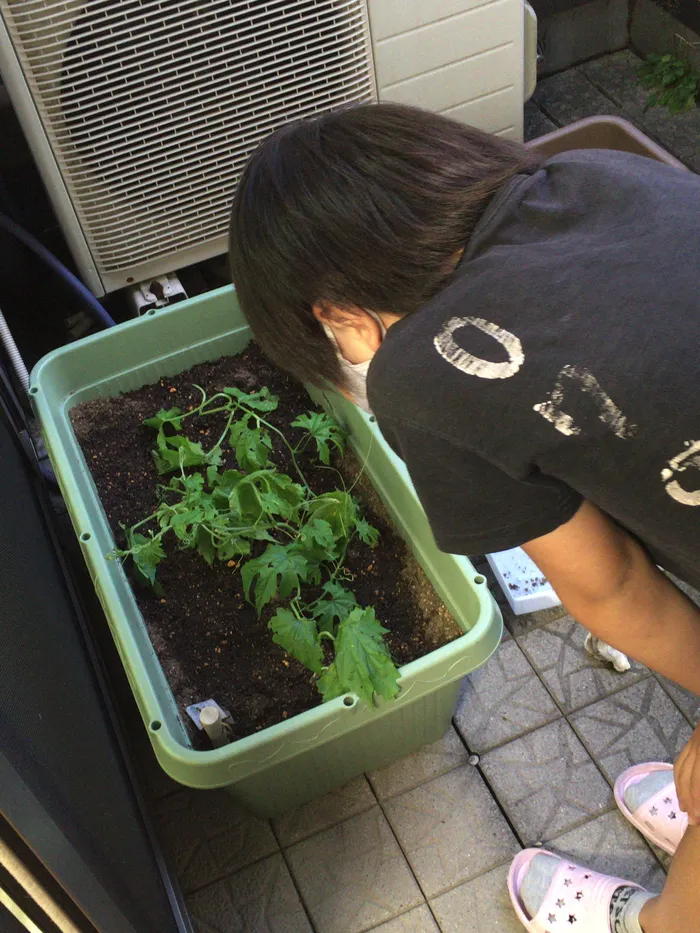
xmin=368 ymin=149 xmax=700 ymax=589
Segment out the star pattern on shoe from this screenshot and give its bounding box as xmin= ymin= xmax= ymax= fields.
xmin=548 ymin=913 xmax=557 ymax=923
xmin=664 ymin=797 xmax=672 ymax=804
xmin=669 ymin=811 xmax=677 ymax=819
xmin=649 ymin=805 xmax=658 ymax=816
xmin=563 ymin=879 xmax=572 ymax=887
xmin=568 ymin=915 xmax=577 ymax=925
xmin=583 ymin=874 xmax=591 ymax=879
xmin=575 ymin=892 xmax=583 ymax=900
xmin=567 ymin=865 xmax=576 ymax=870
xmin=556 ymin=899 xmax=565 ymax=908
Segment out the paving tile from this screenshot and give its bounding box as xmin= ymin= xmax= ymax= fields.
xmin=368 ymin=726 xmax=469 ymax=800
xmin=570 ymin=679 xmax=694 ymax=784
xmin=656 ymin=675 xmax=700 ymax=726
xmin=383 ymin=765 xmax=519 ymax=897
xmin=155 ymin=789 xmax=278 ymax=893
xmin=480 ymin=719 xmax=612 ymax=845
xmin=518 ymin=615 xmax=648 ymax=713
xmin=524 ymin=101 xmax=558 ymax=142
xmin=366 ymin=905 xmax=440 ymax=933
xmin=635 ymin=98 xmax=700 ymax=172
xmin=532 ymin=69 xmax=624 ymax=126
xmin=285 ymin=807 xmax=422 ymax=933
xmin=547 ymin=810 xmax=666 ymax=893
xmin=431 ymin=863 xmax=522 ymax=933
xmin=453 ymin=638 xmax=560 ymax=754
xmin=581 ymin=49 xmax=648 ymax=117
xmin=273 ymin=775 xmax=375 ymax=846
xmin=187 ymin=854 xmax=312 ymax=933
xmin=582 ymin=49 xmax=700 ymax=171
xmin=504 ymin=604 xmax=570 ymax=641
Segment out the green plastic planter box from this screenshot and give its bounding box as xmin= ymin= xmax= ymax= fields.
xmin=30 ymin=287 xmax=501 ymax=817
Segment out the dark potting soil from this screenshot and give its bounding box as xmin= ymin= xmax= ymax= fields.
xmin=70 ymin=345 xmax=461 ymax=745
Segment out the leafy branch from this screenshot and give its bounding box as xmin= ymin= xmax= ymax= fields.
xmin=112 ymin=383 xmax=400 ymax=706
xmin=639 ymin=52 xmax=698 ymax=113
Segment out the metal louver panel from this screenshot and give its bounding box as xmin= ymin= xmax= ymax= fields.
xmin=0 ymin=0 xmax=376 ymax=293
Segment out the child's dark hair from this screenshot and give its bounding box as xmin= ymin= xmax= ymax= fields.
xmin=229 ymin=102 xmax=543 ymax=388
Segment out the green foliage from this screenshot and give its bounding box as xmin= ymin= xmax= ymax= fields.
xmin=292 ymin=411 xmax=346 ymax=464
xmin=333 ymin=608 xmax=401 ymax=705
xmin=112 ymin=380 xmax=395 ymax=707
xmin=152 ymin=430 xmax=218 ymax=475
xmin=316 ymin=608 xmax=401 ymax=705
xmin=639 ymin=52 xmax=698 ymax=113
xmin=311 ymin=581 xmax=357 ymax=630
xmin=228 ymin=418 xmax=272 ymax=472
xmin=268 ymin=608 xmax=324 ymax=674
xmin=242 ymin=544 xmax=310 ymax=613
xmin=123 ymin=529 xmax=166 ymax=594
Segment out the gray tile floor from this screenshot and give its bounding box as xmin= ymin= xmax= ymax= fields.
xmin=146 ymin=52 xmax=699 ymax=933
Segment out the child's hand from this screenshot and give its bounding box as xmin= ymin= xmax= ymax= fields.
xmin=675 ymin=722 xmax=700 ymax=825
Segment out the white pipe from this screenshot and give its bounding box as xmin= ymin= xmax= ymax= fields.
xmin=0 ymin=307 xmax=29 ymax=393
xmin=200 ymin=705 xmax=230 ymax=748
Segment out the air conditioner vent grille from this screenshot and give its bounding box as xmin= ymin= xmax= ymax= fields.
xmin=2 ymin=0 xmax=375 ymax=278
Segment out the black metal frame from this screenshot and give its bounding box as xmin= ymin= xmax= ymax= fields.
xmin=0 ymin=371 xmax=192 ymax=933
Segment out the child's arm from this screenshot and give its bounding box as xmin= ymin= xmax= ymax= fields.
xmin=523 ymin=500 xmax=700 ymax=824
xmin=523 ymin=499 xmax=700 ymax=696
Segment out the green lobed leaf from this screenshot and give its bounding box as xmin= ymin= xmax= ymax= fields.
xmin=196 ymin=526 xmax=216 ymax=565
xmin=223 ymin=386 xmax=279 ymax=412
xmin=241 ymin=544 xmax=309 ymax=614
xmin=152 ymin=434 xmax=210 ymax=474
xmin=169 ymin=508 xmax=205 ymax=542
xmin=229 ymin=418 xmax=272 ymax=472
xmin=143 ymin=407 xmax=184 ymax=431
xmin=125 ymin=531 xmax=165 ymax=592
xmin=291 ymin=411 xmax=346 ymax=465
xmin=298 ymin=518 xmax=339 ymax=561
xmin=334 ymin=607 xmax=400 ymax=706
xmin=317 ymin=663 xmax=345 ymax=702
xmin=216 ymin=536 xmax=252 ymax=561
xmin=306 ymin=490 xmax=357 ymax=540
xmin=268 ymin=608 xmax=323 ymax=674
xmin=311 ymin=581 xmax=357 ymax=631
xmin=257 ymin=472 xmax=305 ymax=521
xmin=355 ymin=518 xmax=379 ymax=548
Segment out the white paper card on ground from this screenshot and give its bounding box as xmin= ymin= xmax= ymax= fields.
xmin=486 ymin=547 xmax=561 ymax=615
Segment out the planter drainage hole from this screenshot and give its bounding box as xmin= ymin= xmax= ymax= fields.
xmin=474 ymin=575 xmax=485 ymax=585
xmin=368 ymin=415 xmax=376 ymax=423
xmin=150 ymin=720 xmax=162 ymax=732
xmin=146 ymin=309 xmax=157 ymax=317
xmin=29 ymin=386 xmax=38 ymax=396
xmin=343 ymin=695 xmax=357 ymax=708
xmin=80 ymin=532 xmax=91 ymax=542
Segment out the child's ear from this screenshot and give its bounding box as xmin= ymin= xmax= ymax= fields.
xmin=312 ymin=301 xmax=360 ymax=327
xmin=312 ymin=302 xmax=382 ymax=363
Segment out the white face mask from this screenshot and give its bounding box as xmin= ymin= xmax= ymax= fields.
xmin=322 ymin=310 xmax=387 ymax=414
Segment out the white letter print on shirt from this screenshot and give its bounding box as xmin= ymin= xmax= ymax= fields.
xmin=533 ymin=365 xmax=638 ymax=439
xmin=434 ymin=317 xmax=524 ymax=380
xmin=661 ymin=440 xmax=700 ymax=506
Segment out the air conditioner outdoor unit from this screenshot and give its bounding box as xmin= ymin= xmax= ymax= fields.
xmin=0 ymin=0 xmax=535 ymax=296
